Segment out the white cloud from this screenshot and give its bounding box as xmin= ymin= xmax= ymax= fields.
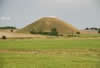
xmin=0 ymin=16 xmax=11 ymax=21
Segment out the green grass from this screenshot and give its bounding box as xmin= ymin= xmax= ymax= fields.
xmin=80 ymin=34 xmax=100 ymax=38
xmin=0 ymin=39 xmax=100 ymax=50
xmin=0 ymin=53 xmax=100 ymax=68
xmin=0 ymin=39 xmax=100 ymax=68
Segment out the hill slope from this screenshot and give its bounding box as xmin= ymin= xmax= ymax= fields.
xmin=17 ymin=17 xmax=79 ymax=35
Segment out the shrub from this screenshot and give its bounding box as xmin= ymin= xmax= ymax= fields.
xmin=30 ymin=31 xmax=38 ymax=34
xmin=2 ymin=35 xmax=7 ymax=39
xmin=98 ymin=29 xmax=100 ymax=34
xmin=50 ymin=28 xmax=58 ymax=36
xmin=10 ymin=29 xmax=14 ymax=32
xmin=30 ymin=28 xmax=58 ymax=36
xmin=76 ymin=32 xmax=80 ymax=34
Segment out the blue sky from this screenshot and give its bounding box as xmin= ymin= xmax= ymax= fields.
xmin=0 ymin=0 xmax=100 ymax=29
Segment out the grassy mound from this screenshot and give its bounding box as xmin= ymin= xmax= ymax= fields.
xmin=17 ymin=17 xmax=79 ymax=35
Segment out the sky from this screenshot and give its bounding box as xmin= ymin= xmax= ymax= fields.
xmin=0 ymin=0 xmax=100 ymax=29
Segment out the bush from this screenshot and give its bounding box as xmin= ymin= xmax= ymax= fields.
xmin=10 ymin=29 xmax=14 ymax=32
xmin=30 ymin=31 xmax=38 ymax=34
xmin=2 ymin=35 xmax=7 ymax=39
xmin=50 ymin=28 xmax=58 ymax=36
xmin=76 ymin=32 xmax=80 ymax=34
xmin=30 ymin=28 xmax=58 ymax=36
xmin=98 ymin=29 xmax=100 ymax=34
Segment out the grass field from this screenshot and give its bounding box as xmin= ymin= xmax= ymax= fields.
xmin=0 ymin=39 xmax=100 ymax=50
xmin=79 ymin=34 xmax=100 ymax=38
xmin=0 ymin=38 xmax=100 ymax=68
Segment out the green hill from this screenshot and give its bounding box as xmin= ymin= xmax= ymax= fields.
xmin=17 ymin=17 xmax=79 ymax=35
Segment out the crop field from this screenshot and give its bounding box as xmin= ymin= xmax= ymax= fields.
xmin=0 ymin=39 xmax=100 ymax=68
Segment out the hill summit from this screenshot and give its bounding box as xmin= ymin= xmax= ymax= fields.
xmin=17 ymin=17 xmax=79 ymax=35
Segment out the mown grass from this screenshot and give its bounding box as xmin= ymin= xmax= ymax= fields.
xmin=79 ymin=34 xmax=100 ymax=38
xmin=0 ymin=52 xmax=100 ymax=68
xmin=0 ymin=39 xmax=100 ymax=50
xmin=0 ymin=39 xmax=100 ymax=68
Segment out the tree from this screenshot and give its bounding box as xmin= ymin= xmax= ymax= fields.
xmin=10 ymin=29 xmax=14 ymax=32
xmin=2 ymin=35 xmax=7 ymax=39
xmin=30 ymin=30 xmax=37 ymax=34
xmin=30 ymin=28 xmax=58 ymax=36
xmin=85 ymin=28 xmax=89 ymax=30
xmin=98 ymin=29 xmax=100 ymax=34
xmin=76 ymin=32 xmax=80 ymax=37
xmin=0 ymin=26 xmax=16 ymax=29
xmin=50 ymin=28 xmax=58 ymax=36
xmin=76 ymin=32 xmax=80 ymax=34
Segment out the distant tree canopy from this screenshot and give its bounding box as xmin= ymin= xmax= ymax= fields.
xmin=85 ymin=27 xmax=100 ymax=34
xmin=85 ymin=28 xmax=89 ymax=30
xmin=98 ymin=29 xmax=100 ymax=34
xmin=0 ymin=26 xmax=16 ymax=29
xmin=85 ymin=27 xmax=98 ymax=30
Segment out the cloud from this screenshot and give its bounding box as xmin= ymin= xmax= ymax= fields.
xmin=0 ymin=16 xmax=11 ymax=21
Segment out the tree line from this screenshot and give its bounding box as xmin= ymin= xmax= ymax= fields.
xmin=0 ymin=26 xmax=16 ymax=29
xmin=85 ymin=27 xmax=100 ymax=33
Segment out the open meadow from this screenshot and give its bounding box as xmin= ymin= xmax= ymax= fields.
xmin=0 ymin=38 xmax=100 ymax=68
xmin=1 ymin=0 xmax=100 ymax=68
